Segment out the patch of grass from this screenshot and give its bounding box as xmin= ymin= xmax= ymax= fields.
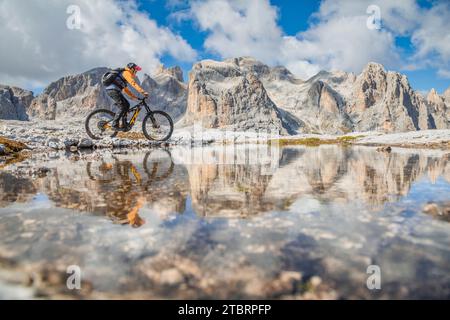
xmin=0 ymin=136 xmax=30 ymax=169
xmin=281 ymin=137 xmax=334 ymax=146
xmin=0 ymin=136 xmax=30 ymax=154
xmin=340 ymin=126 xmax=353 ymax=134
xmin=270 ymin=137 xmax=336 ymax=147
xmin=116 ymin=132 xmax=146 ymax=140
xmin=336 ymin=135 xmax=365 ymax=144
xmin=336 ymin=136 xmax=356 ymax=142
xmin=270 ymin=135 xmax=365 ymax=147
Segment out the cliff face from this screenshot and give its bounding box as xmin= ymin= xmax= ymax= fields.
xmin=200 ymin=57 xmax=449 ymax=134
xmin=257 ymin=59 xmax=449 ymax=134
xmin=443 ymin=87 xmax=450 ymax=104
xmin=141 ymin=66 xmax=187 ymax=121
xmin=28 ymin=68 xmax=110 ymax=120
xmin=235 ymin=58 xmax=354 ymax=134
xmin=426 ymin=88 xmax=450 ymax=129
xmin=346 ymin=63 xmax=440 ymax=132
xmin=183 ymin=59 xmax=293 ymax=134
xmin=0 ymin=85 xmax=33 ymax=120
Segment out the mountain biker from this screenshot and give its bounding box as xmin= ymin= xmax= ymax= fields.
xmin=104 ymin=63 xmax=149 ymax=131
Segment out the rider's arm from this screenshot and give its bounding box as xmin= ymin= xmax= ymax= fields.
xmin=122 ymin=87 xmax=138 ymax=100
xmin=122 ymin=69 xmax=146 ymax=95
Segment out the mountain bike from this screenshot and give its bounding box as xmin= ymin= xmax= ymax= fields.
xmin=85 ymin=98 xmax=174 ymax=142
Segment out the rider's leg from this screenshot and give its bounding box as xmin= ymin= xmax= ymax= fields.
xmin=106 ymin=89 xmax=130 ymax=128
xmin=118 ymin=95 xmax=130 ymax=127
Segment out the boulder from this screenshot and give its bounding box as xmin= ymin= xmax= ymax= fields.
xmin=78 ymin=138 xmax=94 ymax=149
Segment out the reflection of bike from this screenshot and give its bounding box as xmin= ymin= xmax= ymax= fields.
xmin=143 ymin=150 xmax=174 ymax=182
xmin=85 ymin=98 xmax=174 ymax=142
xmin=85 ymin=150 xmax=175 ymax=228
xmin=86 ymin=150 xmax=174 ymax=186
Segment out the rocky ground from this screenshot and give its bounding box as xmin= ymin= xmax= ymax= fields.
xmin=1 ymin=119 xmax=450 ymax=163
xmin=354 ymin=130 xmax=450 ymax=148
xmin=275 ymin=130 xmax=450 ymax=149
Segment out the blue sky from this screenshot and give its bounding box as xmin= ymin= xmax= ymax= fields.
xmin=136 ymin=0 xmax=450 ymax=94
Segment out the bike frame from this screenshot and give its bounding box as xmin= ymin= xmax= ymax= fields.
xmin=126 ymin=99 xmax=153 ymax=127
xmin=104 ymin=98 xmax=152 ymax=129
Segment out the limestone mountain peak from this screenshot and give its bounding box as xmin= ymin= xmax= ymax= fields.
xmin=362 ymin=62 xmax=386 ymax=74
xmin=443 ymin=86 xmax=450 ymax=101
xmin=154 ymin=65 xmax=184 ymax=82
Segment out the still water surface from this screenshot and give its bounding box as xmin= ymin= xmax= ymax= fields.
xmin=1 ymin=145 xmax=450 ymax=299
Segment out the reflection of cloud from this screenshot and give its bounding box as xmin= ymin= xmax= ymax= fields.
xmin=170 ymin=144 xmax=281 ymax=168
xmin=290 ymin=196 xmax=323 ymax=215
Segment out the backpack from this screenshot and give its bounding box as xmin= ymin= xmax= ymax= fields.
xmin=102 ymin=68 xmax=125 ymax=87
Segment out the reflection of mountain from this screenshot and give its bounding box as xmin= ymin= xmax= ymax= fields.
xmin=1 ymin=147 xmax=449 ymax=220
xmin=0 ymin=172 xmax=36 ymax=206
xmin=187 ymin=164 xmax=274 ymax=217
xmin=265 ymin=147 xmax=450 ymax=207
xmin=184 ymin=146 xmax=450 ymax=216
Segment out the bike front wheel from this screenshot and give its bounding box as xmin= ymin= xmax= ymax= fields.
xmin=142 ymin=111 xmax=174 ymax=142
xmin=85 ymin=109 xmax=118 ymax=140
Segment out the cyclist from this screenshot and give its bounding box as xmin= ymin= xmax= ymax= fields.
xmin=104 ymin=63 xmax=149 ymax=131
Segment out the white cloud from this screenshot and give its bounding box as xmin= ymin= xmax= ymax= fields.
xmin=410 ymin=2 xmax=450 ymax=75
xmin=0 ymin=0 xmax=197 ymax=89
xmin=283 ymin=15 xmax=401 ymax=76
xmin=183 ymin=0 xmax=403 ymax=79
xmin=314 ymin=0 xmax=450 ymax=77
xmin=184 ymin=0 xmax=450 ymax=80
xmin=437 ymin=69 xmax=450 ymax=79
xmin=189 ymin=0 xmax=283 ymax=63
xmin=316 ymin=0 xmax=421 ymax=35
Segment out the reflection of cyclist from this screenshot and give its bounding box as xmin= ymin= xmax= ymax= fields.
xmin=86 ymin=151 xmax=175 ymax=228
xmin=113 ymin=160 xmax=146 ymax=228
xmin=126 ymin=197 xmax=146 ymax=228
xmin=104 ymin=63 xmax=149 ymax=131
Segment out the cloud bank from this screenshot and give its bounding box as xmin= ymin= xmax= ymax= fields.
xmin=0 ymin=0 xmax=197 ymax=89
xmin=185 ymin=0 xmax=450 ymax=80
xmin=1 ymin=0 xmax=449 ymax=90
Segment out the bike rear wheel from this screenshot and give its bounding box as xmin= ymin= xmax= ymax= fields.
xmin=143 ymin=150 xmax=174 ymax=181
xmin=142 ymin=111 xmax=174 ymax=142
xmin=85 ymin=109 xmax=118 ymax=140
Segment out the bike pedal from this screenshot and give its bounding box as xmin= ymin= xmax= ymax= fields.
xmin=113 ymin=126 xmax=127 ymax=132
